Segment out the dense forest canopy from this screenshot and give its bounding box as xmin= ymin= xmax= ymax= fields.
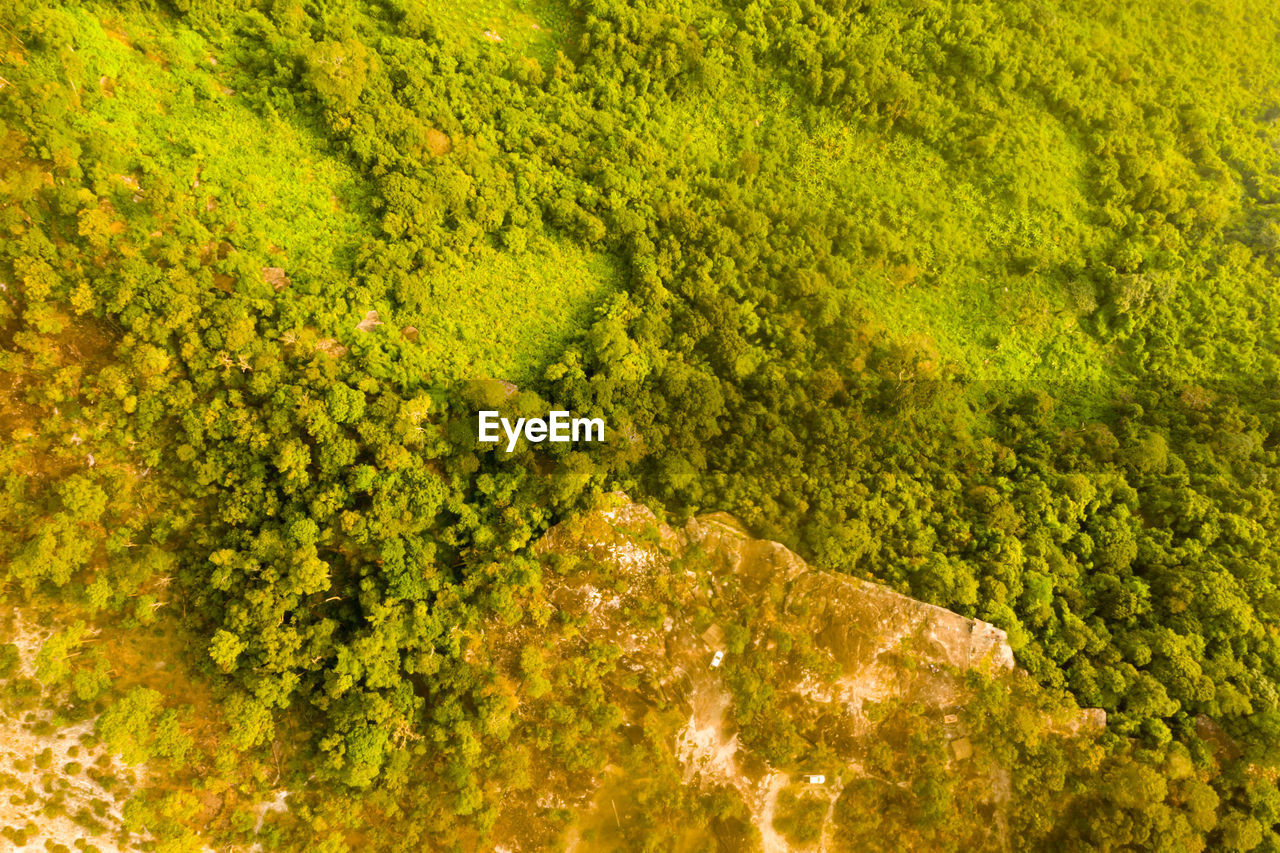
xmin=3 ymin=0 xmax=1280 ymax=849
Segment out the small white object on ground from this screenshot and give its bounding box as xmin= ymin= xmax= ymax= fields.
xmin=710 ymin=650 xmax=724 ymax=668
xmin=807 ymin=775 xmax=825 ymax=784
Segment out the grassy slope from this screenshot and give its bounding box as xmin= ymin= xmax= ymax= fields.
xmin=49 ymin=0 xmax=1273 ymax=386
xmin=388 ymin=0 xmax=613 ymax=382
xmin=26 ymin=1 xmax=614 ymax=384
xmin=28 ymin=7 xmax=371 ymax=281
xmin=421 ymin=236 xmax=619 ymax=382
xmin=646 ymin=0 xmax=1280 ymax=382
xmin=655 ymin=78 xmax=1109 ymax=380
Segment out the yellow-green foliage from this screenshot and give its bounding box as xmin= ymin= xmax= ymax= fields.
xmin=4 ymin=0 xmax=1280 ymax=848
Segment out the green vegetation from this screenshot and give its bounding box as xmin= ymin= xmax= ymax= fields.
xmin=20 ymin=3 xmax=373 ymax=296
xmin=3 ymin=0 xmax=1280 ymax=848
xmin=773 ymin=785 xmax=827 ymax=845
xmin=412 ymin=236 xmax=620 ymax=380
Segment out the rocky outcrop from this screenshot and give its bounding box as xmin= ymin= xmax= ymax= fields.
xmin=528 ymin=494 xmax=1033 ymax=852
xmin=484 ymin=493 xmax=1114 ymax=852
xmin=685 ymin=513 xmax=1015 ymax=676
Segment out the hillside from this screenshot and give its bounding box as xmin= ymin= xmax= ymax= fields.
xmin=4 ymin=0 xmax=1280 ymax=849
xmin=4 ymin=495 xmax=1118 ymax=851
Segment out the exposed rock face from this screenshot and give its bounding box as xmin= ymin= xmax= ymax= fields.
xmin=546 ymin=500 xmax=1014 ymax=678
xmin=525 ymin=494 xmax=1029 ymax=852
xmin=687 ymin=513 xmax=1015 ymax=675
xmin=792 ymin=567 xmax=1014 ymax=670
